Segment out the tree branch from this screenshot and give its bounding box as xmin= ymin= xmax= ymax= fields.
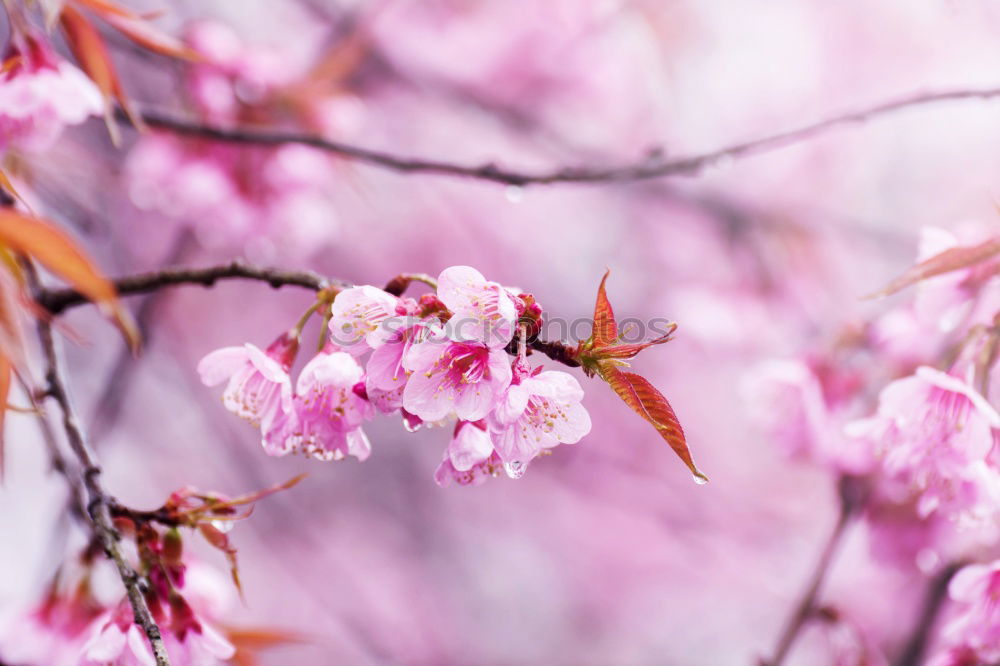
xmin=35 ymin=262 xmax=584 ymax=368
xmin=131 ymin=86 xmax=1000 ymax=187
xmin=763 ymin=476 xmax=865 ymax=666
xmin=894 ymin=561 xmax=965 ymax=666
xmin=37 ymin=261 xmax=337 ymax=314
xmin=24 ymin=263 xmax=172 ymax=666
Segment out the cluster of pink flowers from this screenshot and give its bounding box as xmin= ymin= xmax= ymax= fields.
xmin=0 ymin=30 xmax=102 ymax=152
xmin=930 ymin=560 xmax=1000 ymax=666
xmin=0 ymin=560 xmax=236 ymax=665
xmin=847 ymin=366 xmax=1000 ymax=526
xmin=199 ymin=266 xmax=591 ymax=485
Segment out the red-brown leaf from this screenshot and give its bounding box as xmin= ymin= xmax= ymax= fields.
xmin=199 ymin=523 xmax=242 ymax=597
xmin=598 ymin=363 xmax=707 ymax=482
xmin=867 ymin=236 xmax=1000 ymax=299
xmin=592 ymin=324 xmax=677 ymax=360
xmin=0 ymin=209 xmax=139 ymax=349
xmin=204 ymin=473 xmax=306 ymax=513
xmin=591 ymin=269 xmax=617 ymax=348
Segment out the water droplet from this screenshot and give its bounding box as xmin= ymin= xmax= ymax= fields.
xmin=917 ymin=548 xmax=940 ymax=574
xmin=210 ymin=519 xmax=235 ymax=534
xmin=505 ymin=186 xmax=524 ymax=203
xmin=692 ymin=473 xmax=709 ymax=486
xmin=504 ymin=460 xmax=527 ymax=479
xmin=401 ymin=410 xmax=423 ymax=432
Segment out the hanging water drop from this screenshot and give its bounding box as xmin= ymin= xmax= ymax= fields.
xmin=504 ymin=185 xmax=524 ymax=203
xmin=504 ymin=460 xmax=527 ymax=479
xmin=402 ymin=410 xmax=422 ymax=432
xmin=692 ymin=473 xmax=709 ymax=485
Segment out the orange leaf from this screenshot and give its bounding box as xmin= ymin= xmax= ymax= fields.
xmin=591 ymin=269 xmax=617 ymax=348
xmin=59 ymin=4 xmax=142 ymax=142
xmin=227 ymin=627 xmax=310 ymax=665
xmin=0 ymin=169 xmax=32 ymax=214
xmin=0 ymin=209 xmax=139 ymax=350
xmin=0 ymin=354 xmax=10 ymax=480
xmin=100 ymin=12 xmax=200 ymax=60
xmin=73 ymin=0 xmax=138 ymax=19
xmin=867 ymin=236 xmax=1000 ymax=299
xmin=598 ymin=363 xmax=707 ymax=483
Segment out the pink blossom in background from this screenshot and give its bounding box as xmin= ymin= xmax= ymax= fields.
xmin=930 ymin=560 xmax=1000 ymax=666
xmin=847 ymin=367 xmax=1000 ymax=524
xmin=0 ymin=32 xmax=102 ymax=151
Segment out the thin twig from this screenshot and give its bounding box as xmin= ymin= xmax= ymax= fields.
xmin=24 ymin=263 xmax=172 ymax=666
xmin=894 ymin=561 xmax=965 ymax=666
xmin=36 ymin=261 xmax=336 ymax=314
xmin=764 ymin=476 xmax=865 ymax=666
xmin=36 ymin=262 xmax=584 ymax=368
xmin=131 ymin=86 xmax=1000 ymax=187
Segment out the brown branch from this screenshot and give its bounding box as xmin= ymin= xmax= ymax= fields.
xmin=131 ymin=86 xmax=1000 ymax=187
xmin=36 ymin=262 xmax=584 ymax=368
xmin=894 ymin=561 xmax=965 ymax=666
xmin=763 ymin=476 xmax=865 ymax=666
xmin=24 ymin=263 xmax=172 ymax=666
xmin=36 ymin=261 xmax=337 ymax=315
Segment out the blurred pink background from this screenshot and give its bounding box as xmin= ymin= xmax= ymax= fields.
xmin=6 ymin=1 xmax=1000 ymax=663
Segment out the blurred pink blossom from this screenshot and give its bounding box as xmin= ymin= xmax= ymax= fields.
xmin=0 ymin=32 xmax=102 ymax=151
xmin=847 ymin=366 xmax=1000 ymax=524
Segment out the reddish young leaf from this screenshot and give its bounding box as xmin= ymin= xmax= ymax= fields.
xmin=0 ymin=209 xmax=139 ymax=349
xmin=201 ymin=473 xmax=306 ymax=513
xmin=591 ymin=269 xmax=618 ymax=348
xmin=198 ymin=523 xmax=242 ymax=597
xmin=598 ymin=364 xmax=707 ymax=483
xmin=72 ymin=0 xmax=137 ymax=19
xmin=867 ymin=236 xmax=1000 ymax=299
xmin=593 ymin=325 xmax=677 ymax=360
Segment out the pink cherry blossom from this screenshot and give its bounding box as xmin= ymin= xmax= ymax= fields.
xmin=327 ymin=285 xmax=401 ymax=355
xmin=743 ymin=358 xmax=871 ymax=473
xmin=365 ymin=319 xmax=438 ymax=395
xmin=488 ymin=365 xmax=591 ymax=474
xmin=0 ymin=32 xmax=103 ymax=151
xmin=402 ymin=334 xmax=512 ymax=423
xmin=265 ymin=350 xmax=373 ymax=460
xmin=846 ymin=366 xmax=1000 ymax=524
xmin=928 ymin=560 xmax=1000 ymax=666
xmin=81 ymin=598 xmax=234 ymax=666
xmin=437 ymin=265 xmax=517 ymax=347
xmin=0 ymin=591 xmax=97 ymax=665
xmin=197 ymin=332 xmax=297 ymax=435
xmin=447 ymin=420 xmax=495 ymax=472
xmin=434 ymin=450 xmax=504 ymax=488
